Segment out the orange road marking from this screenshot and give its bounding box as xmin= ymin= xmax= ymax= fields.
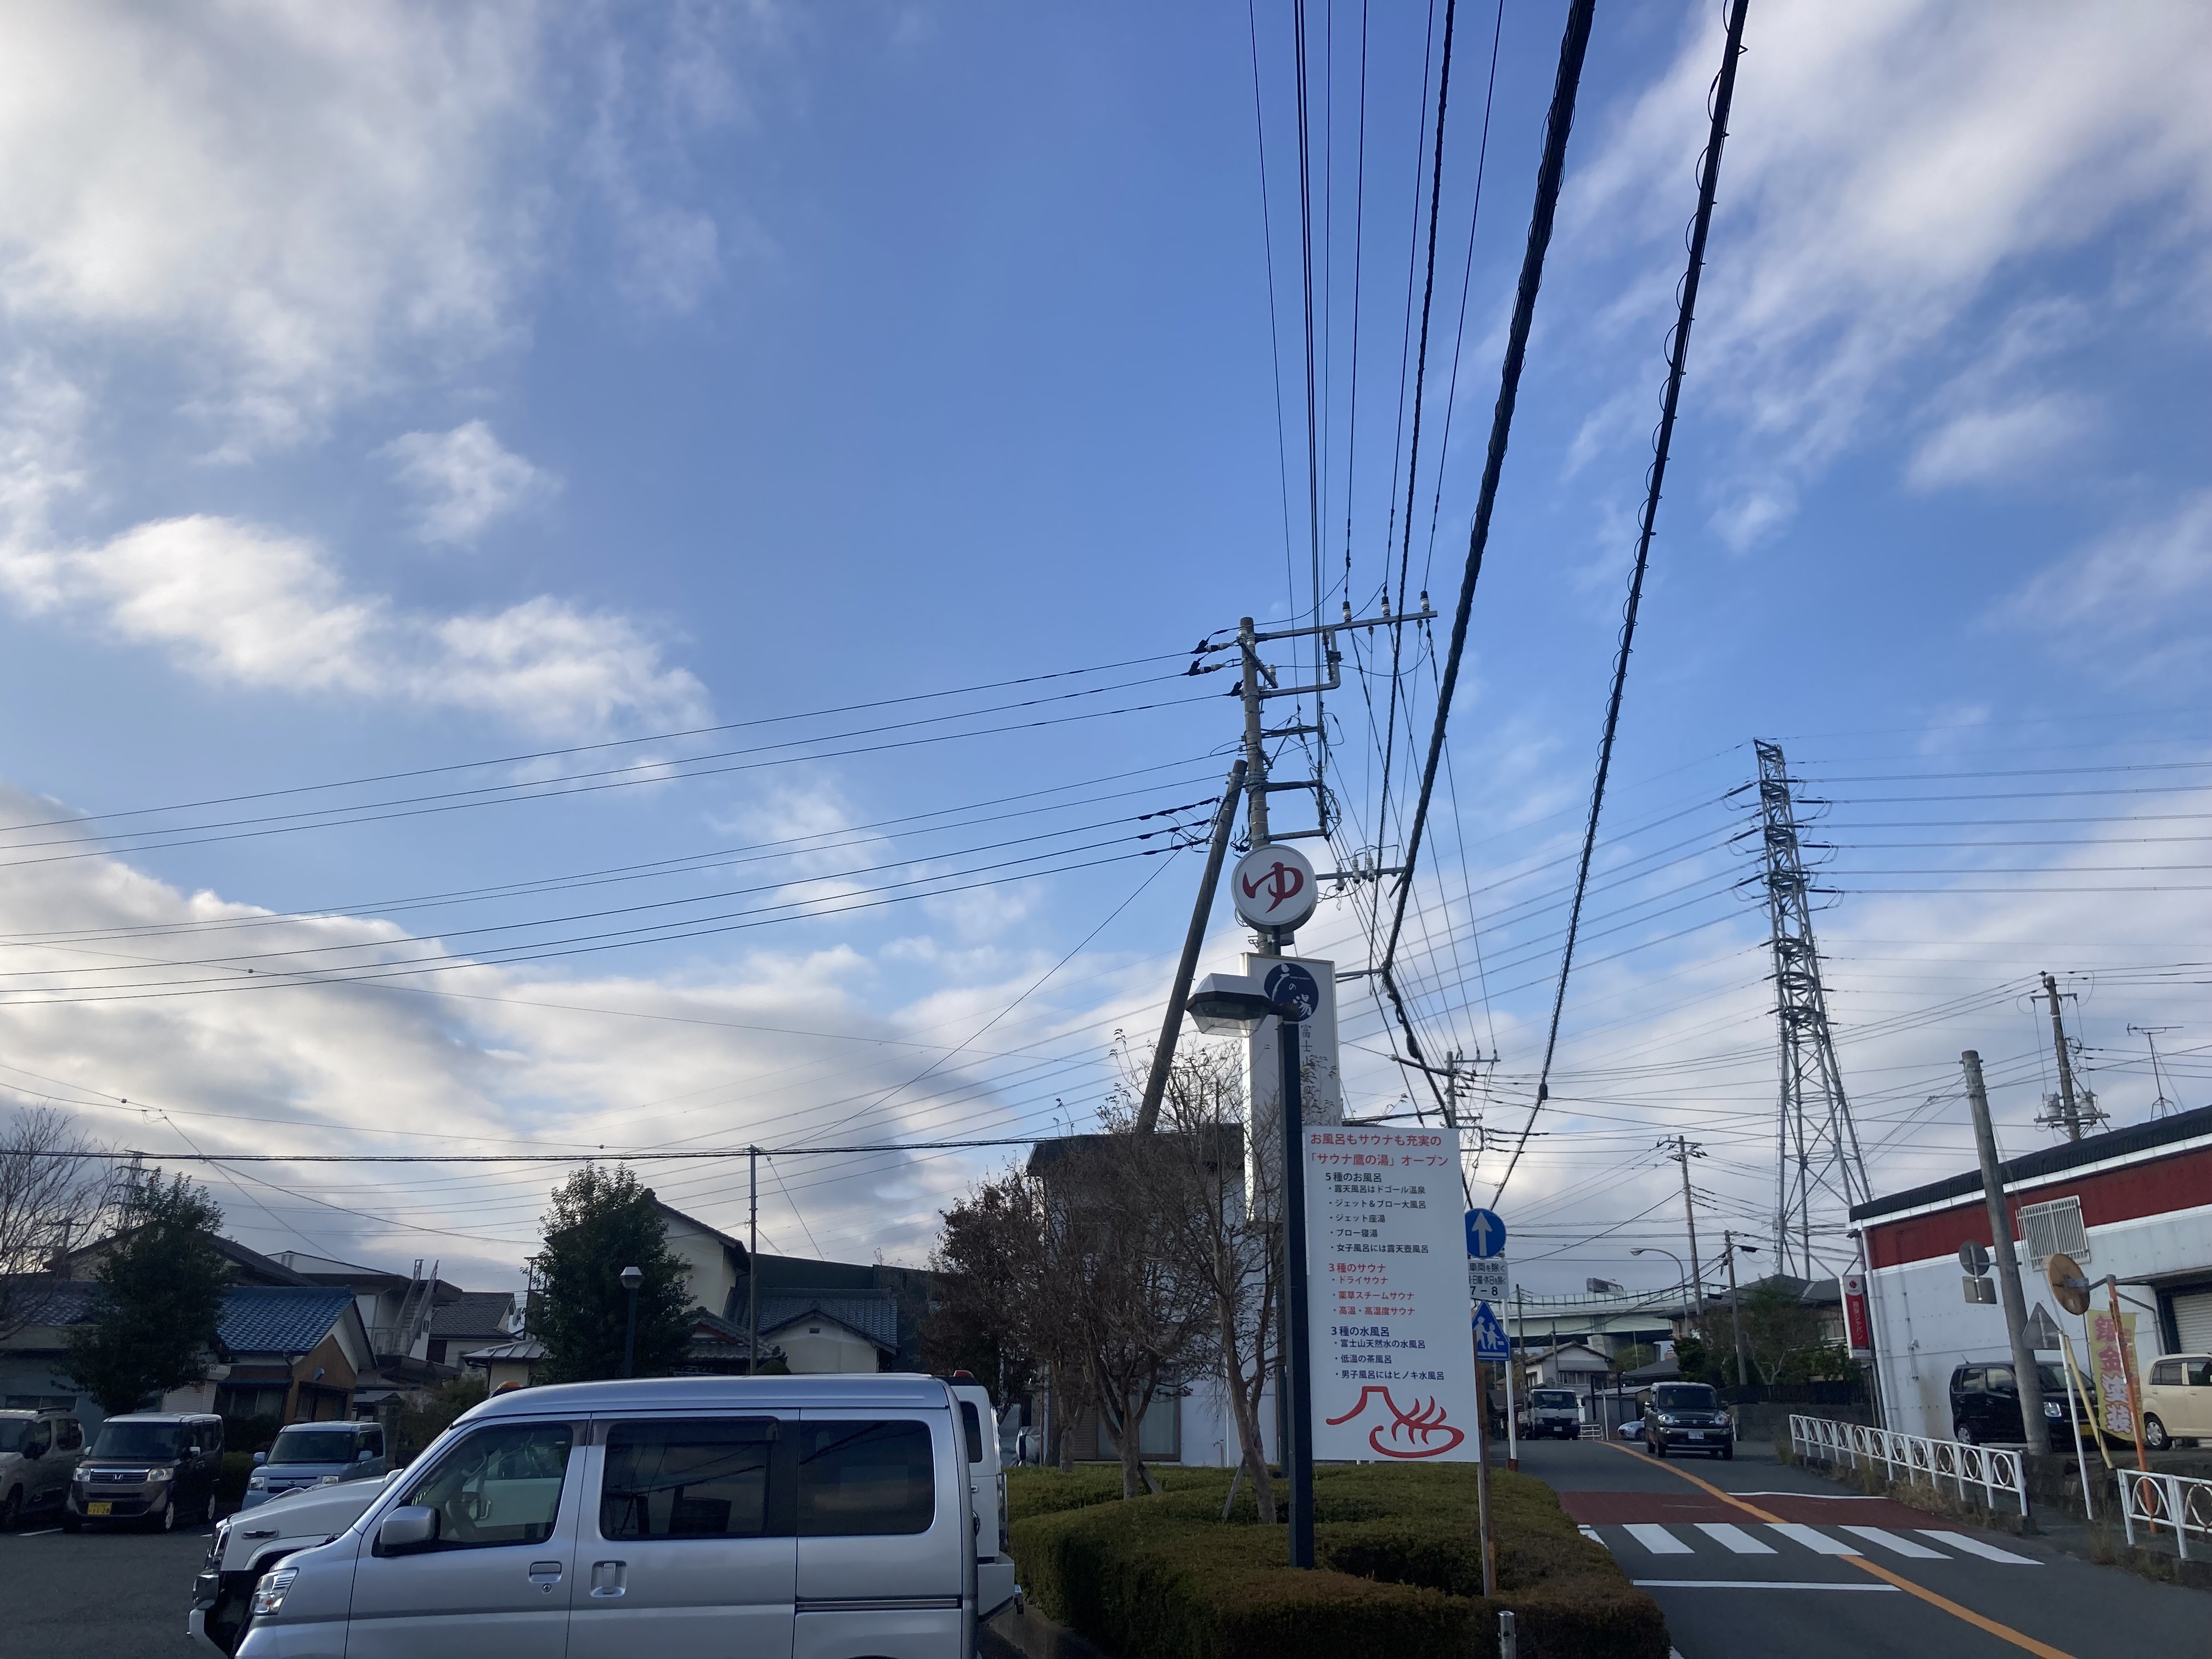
xmin=1602 ymin=1441 xmax=2075 ymax=1658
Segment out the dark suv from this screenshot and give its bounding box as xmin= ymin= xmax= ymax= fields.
xmin=65 ymin=1413 xmax=223 ymax=1531
xmin=1639 ymin=1382 xmax=1735 ymax=1459
xmin=1948 ymin=1362 xmax=2085 ymax=1445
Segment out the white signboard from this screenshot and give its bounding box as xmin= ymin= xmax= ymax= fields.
xmin=1244 ymin=955 xmax=1343 ymax=1199
xmin=1304 ymin=1125 xmax=1480 ymax=1462
xmin=1467 ymin=1255 xmax=1506 ymax=1304
xmin=1231 ymin=843 xmax=1318 ymax=931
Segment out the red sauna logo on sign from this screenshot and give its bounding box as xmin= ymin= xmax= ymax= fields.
xmin=1324 ymin=1386 xmax=1466 ymax=1458
xmin=1240 ymin=859 xmax=1305 ymax=913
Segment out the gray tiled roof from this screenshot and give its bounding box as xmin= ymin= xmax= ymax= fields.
xmin=757 ymin=1292 xmax=898 ymax=1352
xmin=431 ymin=1290 xmax=516 ymax=1339
xmin=218 ymin=1286 xmax=357 ymax=1357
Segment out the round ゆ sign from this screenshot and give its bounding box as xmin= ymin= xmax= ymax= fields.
xmin=1231 ymin=842 xmax=1318 ymax=931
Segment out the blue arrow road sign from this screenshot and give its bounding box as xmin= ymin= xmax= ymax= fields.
xmin=1472 ymin=1300 xmax=1509 ymax=1360
xmin=1465 ymin=1207 xmax=1506 ymax=1260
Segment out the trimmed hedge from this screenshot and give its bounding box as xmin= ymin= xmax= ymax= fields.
xmin=1008 ymin=1464 xmax=1665 ymax=1659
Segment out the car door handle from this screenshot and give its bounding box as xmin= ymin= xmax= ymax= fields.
xmin=528 ymin=1561 xmax=563 ymax=1591
xmin=590 ymin=1560 xmax=628 ymax=1599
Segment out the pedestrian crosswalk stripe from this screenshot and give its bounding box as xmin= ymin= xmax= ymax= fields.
xmin=1694 ymin=1522 xmax=1775 ymax=1555
xmin=1632 ymin=1580 xmax=1901 ymax=1592
xmin=1767 ymin=1522 xmax=1858 ymax=1556
xmin=1624 ymin=1523 xmax=1695 ymax=1554
xmin=1839 ymin=1525 xmax=1946 ymax=1559
xmin=1578 ymin=1525 xmax=1605 ymax=1548
xmin=1915 ymin=1530 xmax=2036 ymax=1564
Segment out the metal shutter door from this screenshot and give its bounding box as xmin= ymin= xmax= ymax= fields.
xmin=2173 ymin=1291 xmax=2212 ymax=1353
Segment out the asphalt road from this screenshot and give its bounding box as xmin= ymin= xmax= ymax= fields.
xmin=1517 ymin=1436 xmax=2209 ymax=1659
xmin=2 ymin=1516 xmax=210 ymax=1657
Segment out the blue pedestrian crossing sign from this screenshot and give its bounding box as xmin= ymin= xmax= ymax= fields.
xmin=1464 ymin=1207 xmax=1506 ymax=1260
xmin=1472 ymin=1300 xmax=1509 ymax=1360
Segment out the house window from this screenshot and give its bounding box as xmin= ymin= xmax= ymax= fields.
xmin=2018 ymin=1197 xmax=2089 ymax=1269
xmin=215 ymin=1384 xmax=289 ymax=1420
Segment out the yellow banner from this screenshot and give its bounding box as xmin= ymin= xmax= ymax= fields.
xmin=2086 ymin=1309 xmax=2140 ymax=1438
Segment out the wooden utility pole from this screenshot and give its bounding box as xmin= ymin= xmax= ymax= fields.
xmin=2042 ymin=973 xmax=2087 ymax=1141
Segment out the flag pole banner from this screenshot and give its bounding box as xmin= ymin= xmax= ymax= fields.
xmin=2086 ymin=1308 xmax=2140 ymax=1438
xmin=1304 ymin=1125 xmax=1480 ymax=1461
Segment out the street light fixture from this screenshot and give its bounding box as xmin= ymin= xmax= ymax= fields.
xmin=1184 ymin=972 xmax=1316 ymax=1570
xmin=620 ymin=1264 xmax=644 ymax=1379
xmin=1632 ymin=1248 xmax=1690 ymax=1373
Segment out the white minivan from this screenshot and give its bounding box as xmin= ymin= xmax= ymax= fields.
xmin=233 ymin=1374 xmax=1009 ymax=1659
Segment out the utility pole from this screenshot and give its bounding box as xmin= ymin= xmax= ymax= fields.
xmin=1962 ymin=1049 xmax=2050 ymax=1454
xmin=1722 ymin=1232 xmax=1754 ymax=1386
xmin=1662 ymin=1136 xmax=1706 ymax=1335
xmin=2041 ymin=973 xmax=2085 ymax=1141
xmin=1135 ymin=760 xmax=1249 ymax=1132
xmin=747 ymin=1147 xmax=760 ymax=1374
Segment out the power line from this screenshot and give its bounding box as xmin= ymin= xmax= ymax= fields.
xmin=1493 ymin=0 xmax=1748 ymax=1206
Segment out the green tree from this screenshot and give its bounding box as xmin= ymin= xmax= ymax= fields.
xmin=528 ymin=1165 xmax=692 ymax=1383
xmin=65 ymin=1174 xmax=229 ymax=1415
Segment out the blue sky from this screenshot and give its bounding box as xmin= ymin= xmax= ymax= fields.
xmin=0 ymin=2 xmax=2208 ymax=1298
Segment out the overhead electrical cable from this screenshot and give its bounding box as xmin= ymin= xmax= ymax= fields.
xmin=1372 ymin=0 xmax=1596 ymax=1087
xmin=1490 ymin=0 xmax=1749 ymax=1206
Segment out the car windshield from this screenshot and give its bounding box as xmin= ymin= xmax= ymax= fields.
xmin=268 ymin=1427 xmax=358 ymax=1465
xmin=89 ymin=1422 xmax=183 ymax=1460
xmin=1652 ymin=1385 xmax=1719 ymax=1410
xmin=0 ymin=1421 xmax=31 ymax=1453
xmin=1531 ymin=1392 xmax=1578 ymax=1408
xmin=2038 ymin=1365 xmax=2068 ymax=1395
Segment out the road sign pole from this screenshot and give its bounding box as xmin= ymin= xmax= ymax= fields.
xmin=1472 ymin=1357 xmax=1497 ymax=1597
xmin=1502 ymin=1307 xmax=1519 ymax=1471
xmin=1279 ymin=1012 xmax=1315 ymax=1570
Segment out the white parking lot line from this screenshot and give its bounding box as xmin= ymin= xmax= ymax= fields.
xmin=1838 ymin=1525 xmax=1946 ymax=1559
xmin=1768 ymin=1522 xmax=1858 ymax=1556
xmin=1578 ymin=1525 xmax=1606 ymax=1548
xmin=1694 ymin=1522 xmax=1776 ymax=1555
xmin=1915 ymin=1530 xmax=2038 ymax=1564
xmin=1624 ymin=1523 xmax=1694 ymax=1554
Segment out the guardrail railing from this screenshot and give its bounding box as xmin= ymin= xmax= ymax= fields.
xmin=1788 ymin=1414 xmax=2029 ymax=1517
xmin=2117 ymin=1466 xmax=2212 ymax=1558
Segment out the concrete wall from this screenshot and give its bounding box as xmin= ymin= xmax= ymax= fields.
xmin=770 ymin=1322 xmax=881 ymax=1375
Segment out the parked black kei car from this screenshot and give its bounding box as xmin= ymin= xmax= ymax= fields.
xmin=64 ymin=1412 xmax=224 ymax=1531
xmin=1948 ymin=1361 xmax=2092 ymax=1444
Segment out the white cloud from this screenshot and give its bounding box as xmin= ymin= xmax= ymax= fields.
xmin=0 ymin=514 xmax=708 ymax=739
xmin=0 ymin=2 xmax=546 ymax=449
xmin=2002 ymin=492 xmax=2212 ymax=658
xmin=1570 ymin=0 xmax=2212 ymax=534
xmin=381 ymin=420 xmax=561 ymax=544
xmin=1906 ymin=393 xmax=2096 ymax=490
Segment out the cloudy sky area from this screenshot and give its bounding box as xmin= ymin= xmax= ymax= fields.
xmin=0 ymin=1 xmax=2208 ymax=1301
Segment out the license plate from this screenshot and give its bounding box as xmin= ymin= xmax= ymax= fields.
xmin=87 ymin=1502 xmax=112 ymax=1516
xmin=1688 ymin=1432 xmax=1707 ymax=1441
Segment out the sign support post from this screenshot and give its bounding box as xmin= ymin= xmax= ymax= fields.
xmin=1279 ymin=1003 xmax=1315 ymax=1570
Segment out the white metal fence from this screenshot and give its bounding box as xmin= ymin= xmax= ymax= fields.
xmin=2117 ymin=1466 xmax=2212 ymax=1559
xmin=1788 ymin=1414 xmax=2029 ymax=1516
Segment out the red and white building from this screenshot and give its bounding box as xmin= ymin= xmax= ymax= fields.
xmin=1852 ymin=1104 xmax=2212 ymax=1441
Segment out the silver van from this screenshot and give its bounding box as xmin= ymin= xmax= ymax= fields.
xmin=0 ymin=1409 xmax=84 ymax=1526
xmin=242 ymin=1420 xmax=388 ymax=1509
xmin=193 ymin=1474 xmax=404 ymax=1653
xmin=233 ymin=1374 xmax=990 ymax=1659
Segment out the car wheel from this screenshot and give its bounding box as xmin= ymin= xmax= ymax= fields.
xmin=1722 ymin=1442 xmax=1735 ymax=1461
xmin=153 ymin=1496 xmax=175 ymax=1533
xmin=2144 ymin=1414 xmax=2171 ymax=1452
xmin=0 ymin=1488 xmax=19 ymax=1530
xmin=60 ymin=1509 xmax=81 ymax=1533
xmin=1953 ymin=1421 xmax=1977 ymax=1446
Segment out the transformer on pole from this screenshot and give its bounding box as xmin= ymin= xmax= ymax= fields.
xmin=1751 ymin=740 xmax=1870 ymax=1278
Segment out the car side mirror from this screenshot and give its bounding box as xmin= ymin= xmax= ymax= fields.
xmin=359 ymin=1449 xmax=377 ymax=1463
xmin=252 ymin=1452 xmax=268 ymax=1466
xmin=376 ymin=1506 xmax=440 ymax=1555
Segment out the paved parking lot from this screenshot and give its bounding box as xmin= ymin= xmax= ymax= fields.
xmin=4 ymin=1520 xmax=211 ymax=1657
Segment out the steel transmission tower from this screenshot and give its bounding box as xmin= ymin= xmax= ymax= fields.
xmin=1752 ymin=740 xmax=1871 ymax=1277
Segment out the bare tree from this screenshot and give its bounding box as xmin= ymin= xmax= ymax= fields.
xmin=0 ymin=1109 xmax=108 ymax=1339
xmin=1048 ymin=1125 xmax=1215 ymax=1499
xmin=1141 ymin=1042 xmax=1281 ymax=1521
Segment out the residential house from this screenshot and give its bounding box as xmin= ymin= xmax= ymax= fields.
xmin=270 ymin=1252 xmax=460 ymax=1407
xmin=195 ymin=1287 xmax=375 ymax=1426
xmin=461 ymin=1335 xmax=546 ymax=1394
xmin=427 ymin=1290 xmax=520 ymax=1369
